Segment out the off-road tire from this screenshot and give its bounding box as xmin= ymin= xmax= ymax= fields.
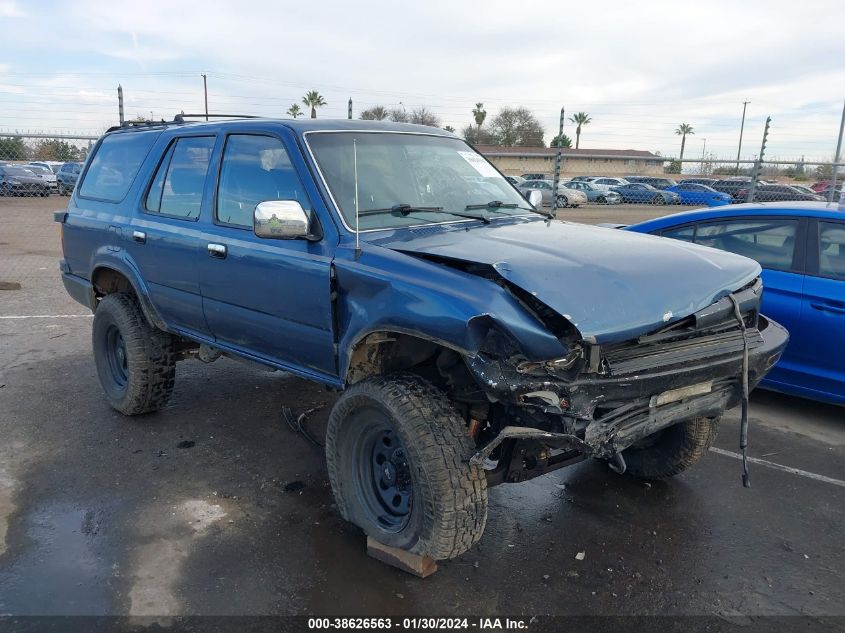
xmin=325 ymin=373 xmax=488 ymax=560
xmin=92 ymin=293 xmax=176 ymax=415
xmin=621 ymin=416 xmax=720 ymax=479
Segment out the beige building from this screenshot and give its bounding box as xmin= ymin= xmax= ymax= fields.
xmin=475 ymin=145 xmax=667 ymax=178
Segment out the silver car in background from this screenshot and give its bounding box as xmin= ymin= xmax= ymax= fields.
xmin=562 ymin=180 xmax=622 ymax=204
xmin=518 ymin=179 xmax=588 ymax=207
xmin=27 ymin=163 xmax=58 ymax=191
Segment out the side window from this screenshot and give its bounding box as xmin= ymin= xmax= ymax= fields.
xmin=144 ymin=136 xmax=214 ymax=220
xmin=695 ymin=219 xmax=798 ymax=272
xmin=78 ymin=131 xmax=159 ymax=202
xmin=216 ymin=135 xmax=310 ymax=229
xmin=661 ymin=225 xmax=695 ymax=242
xmin=818 ymin=222 xmax=845 ymax=280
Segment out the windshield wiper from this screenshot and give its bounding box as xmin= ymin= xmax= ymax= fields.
xmin=467 ymin=199 xmax=553 ymax=219
xmin=359 ymin=203 xmax=491 ymax=224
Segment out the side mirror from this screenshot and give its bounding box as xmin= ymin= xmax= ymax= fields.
xmin=528 ymin=190 xmax=543 ymax=208
xmin=254 ymin=200 xmax=311 ymax=240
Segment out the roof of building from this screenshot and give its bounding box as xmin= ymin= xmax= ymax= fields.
xmin=474 ymin=145 xmax=662 ymax=159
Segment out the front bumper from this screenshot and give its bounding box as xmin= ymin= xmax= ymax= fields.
xmin=470 ymin=315 xmax=788 ymax=462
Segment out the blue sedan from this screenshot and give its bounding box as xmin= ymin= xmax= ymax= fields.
xmin=666 ymin=183 xmax=732 ymax=206
xmin=626 ymin=201 xmax=845 ymax=405
xmin=611 ymin=183 xmax=681 ymax=205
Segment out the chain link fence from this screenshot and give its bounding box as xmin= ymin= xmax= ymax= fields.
xmin=0 ymin=134 xmax=95 ymax=197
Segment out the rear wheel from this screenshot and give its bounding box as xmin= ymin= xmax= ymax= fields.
xmin=621 ymin=416 xmax=720 ymax=479
xmin=57 ymin=182 xmax=66 ymax=196
xmin=326 ymin=373 xmax=488 ymax=560
xmin=92 ymin=293 xmax=176 ymax=415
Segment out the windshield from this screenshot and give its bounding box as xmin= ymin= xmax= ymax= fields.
xmin=307 ymin=132 xmax=534 ymax=230
xmin=28 ymin=165 xmax=51 ymax=175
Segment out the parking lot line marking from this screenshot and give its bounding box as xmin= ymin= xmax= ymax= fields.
xmin=0 ymin=314 xmax=93 ymax=319
xmin=710 ymin=447 xmax=845 ymax=489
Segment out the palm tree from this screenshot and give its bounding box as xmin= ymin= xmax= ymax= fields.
xmin=675 ymin=123 xmax=695 ymax=162
xmin=568 ymin=112 xmax=591 ymax=149
xmin=472 ymin=102 xmax=487 ymax=139
xmin=286 ymin=104 xmax=303 ymax=119
xmin=302 ymin=90 xmax=327 ymax=118
xmin=360 ymin=105 xmax=388 ymax=120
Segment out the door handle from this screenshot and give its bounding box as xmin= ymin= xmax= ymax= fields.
xmin=811 ymin=302 xmax=845 ymax=315
xmin=132 ymin=230 xmax=146 ymax=244
xmin=207 ymin=243 xmax=227 ymax=259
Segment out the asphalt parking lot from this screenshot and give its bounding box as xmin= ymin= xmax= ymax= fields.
xmin=1 ymin=196 xmax=844 ymax=627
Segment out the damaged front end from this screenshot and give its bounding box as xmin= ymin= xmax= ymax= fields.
xmin=464 ymin=277 xmax=789 ymax=486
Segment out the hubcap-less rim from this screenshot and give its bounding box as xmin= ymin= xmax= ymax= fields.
xmin=105 ymin=325 xmax=128 ymax=387
xmin=367 ymin=428 xmax=413 ymax=531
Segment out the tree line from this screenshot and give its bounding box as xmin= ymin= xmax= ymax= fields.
xmin=0 ymin=137 xmax=86 ymax=161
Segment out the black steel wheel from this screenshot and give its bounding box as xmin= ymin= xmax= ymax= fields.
xmin=92 ymin=293 xmax=176 ymax=415
xmin=326 ymin=373 xmax=487 ymax=559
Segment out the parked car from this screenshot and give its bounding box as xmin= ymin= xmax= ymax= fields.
xmin=816 ymin=185 xmax=842 ymax=202
xmin=611 ymin=182 xmax=681 ymax=205
xmin=30 ymin=160 xmax=65 ymax=175
xmin=517 ymin=179 xmax=587 ymax=207
xmin=506 ymin=175 xmax=525 ymax=186
xmin=56 ymin=161 xmax=83 ymax=195
xmin=666 ymin=183 xmax=732 ymax=206
xmin=26 ymin=163 xmax=58 ymax=192
xmin=569 ymin=175 xmax=598 ymax=182
xmin=732 ymin=184 xmax=825 ymax=204
xmin=811 ymin=180 xmax=831 ymax=193
xmin=585 ymin=176 xmax=629 ymax=192
xmin=0 ymin=164 xmax=50 ymax=196
xmin=520 ymin=172 xmax=547 ymax=181
xmin=679 ymin=178 xmax=718 ymax=187
xmin=624 ymin=176 xmax=678 ymax=190
xmin=57 ymin=117 xmax=787 ymax=561
xmin=562 ymin=180 xmax=622 ymax=204
xmin=626 ymin=201 xmax=844 ymax=405
xmin=712 ymin=178 xmax=755 ymax=201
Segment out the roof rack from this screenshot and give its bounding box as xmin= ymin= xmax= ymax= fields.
xmin=173 ymin=113 xmax=260 ymax=123
xmin=106 ymin=113 xmax=261 ymax=133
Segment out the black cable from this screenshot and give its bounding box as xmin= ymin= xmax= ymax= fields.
xmin=729 ymin=295 xmax=751 ymax=488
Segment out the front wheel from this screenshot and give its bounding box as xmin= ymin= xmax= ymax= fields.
xmin=57 ymin=183 xmax=66 ymax=196
xmin=597 ymin=196 xmax=607 ymax=204
xmin=326 ymin=373 xmax=488 ymax=560
xmin=92 ymin=293 xmax=176 ymax=415
xmin=652 ymin=195 xmax=666 ymax=205
xmin=621 ymin=416 xmax=720 ymax=479
xmin=555 ymin=195 xmax=569 ymax=208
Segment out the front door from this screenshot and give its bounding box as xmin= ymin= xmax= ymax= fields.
xmin=198 ymin=131 xmax=337 ymax=380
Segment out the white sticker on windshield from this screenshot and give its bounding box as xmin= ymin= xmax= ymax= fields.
xmin=458 ymin=151 xmax=500 ymax=178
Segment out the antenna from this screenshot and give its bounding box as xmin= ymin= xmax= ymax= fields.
xmin=353 ymin=138 xmax=361 ymax=258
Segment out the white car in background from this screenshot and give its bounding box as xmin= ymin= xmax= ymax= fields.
xmin=581 ymin=176 xmax=630 ymax=192
xmin=27 ymin=163 xmax=58 ymax=190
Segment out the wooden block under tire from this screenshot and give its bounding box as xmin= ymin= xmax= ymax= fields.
xmin=366 ymin=537 xmax=438 ymax=578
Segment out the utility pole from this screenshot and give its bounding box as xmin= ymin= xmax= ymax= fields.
xmin=202 ymin=74 xmax=208 ymax=121
xmin=348 ymin=97 xmax=353 ymax=120
xmin=701 ymin=138 xmax=707 ymax=174
xmin=828 ymin=100 xmax=845 ymax=204
xmin=552 ymin=106 xmax=565 ymax=215
xmin=117 ymin=84 xmax=124 ymax=126
xmin=747 ymin=116 xmax=771 ymax=204
xmin=736 ymin=100 xmax=749 ymax=174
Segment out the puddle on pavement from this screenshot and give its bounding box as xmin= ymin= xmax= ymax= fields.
xmin=0 ymin=502 xmax=116 ymax=614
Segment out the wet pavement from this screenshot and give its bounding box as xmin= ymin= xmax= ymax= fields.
xmin=1 ymin=198 xmax=844 ymax=627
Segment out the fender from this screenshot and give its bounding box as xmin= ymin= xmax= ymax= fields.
xmin=89 ymin=248 xmax=168 ymax=332
xmin=333 ymin=244 xmax=569 ymax=382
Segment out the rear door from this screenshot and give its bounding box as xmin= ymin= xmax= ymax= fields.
xmin=198 ymin=129 xmax=337 ymax=379
xmin=795 ymin=219 xmax=845 ymax=401
xmin=128 ymin=133 xmax=216 ymax=337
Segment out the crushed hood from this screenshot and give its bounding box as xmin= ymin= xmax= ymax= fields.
xmin=369 ymin=219 xmax=761 ymax=344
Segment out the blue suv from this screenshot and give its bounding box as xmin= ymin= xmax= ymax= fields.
xmin=58 ymin=117 xmax=788 ymax=560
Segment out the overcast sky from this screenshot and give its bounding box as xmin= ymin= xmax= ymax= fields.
xmin=1 ymin=0 xmax=843 ymax=161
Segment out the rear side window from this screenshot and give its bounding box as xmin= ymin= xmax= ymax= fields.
xmin=818 ymin=222 xmax=845 ymax=280
xmin=660 ymin=225 xmax=695 ymax=242
xmin=216 ymin=135 xmax=310 ymax=228
xmin=145 ymin=136 xmax=215 ymax=220
xmin=694 ymin=219 xmax=798 ymax=272
xmin=78 ymin=132 xmax=159 ymax=202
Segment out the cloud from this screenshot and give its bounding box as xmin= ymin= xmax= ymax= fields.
xmin=0 ymin=1 xmax=23 ymax=18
